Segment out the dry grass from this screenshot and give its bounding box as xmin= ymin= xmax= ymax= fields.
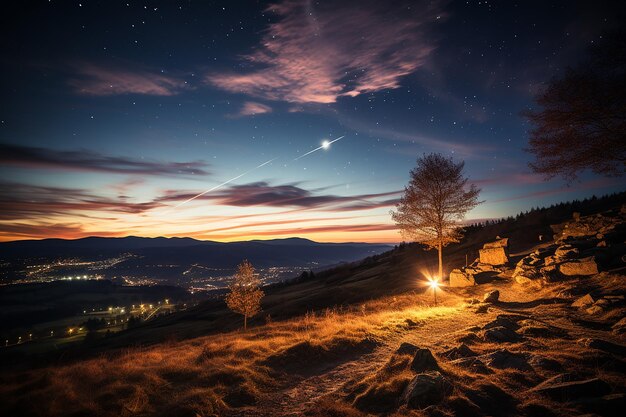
xmin=0 ymin=292 xmax=462 ymax=417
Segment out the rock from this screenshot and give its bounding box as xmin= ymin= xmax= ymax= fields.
xmin=597 ymin=240 xmax=607 ymax=247
xmin=482 ymin=326 xmax=521 ymax=343
xmin=400 ymin=371 xmax=451 ymax=409
xmin=572 ymin=293 xmax=596 ymax=308
xmin=449 ymin=269 xmax=475 ymax=287
xmin=554 ymin=245 xmax=579 ymax=259
xmin=474 ymin=304 xmax=489 ymax=314
xmin=529 ymin=374 xmax=611 ymax=401
xmin=612 ymin=317 xmax=626 ymax=335
xmin=585 ymin=305 xmax=604 ymax=315
xmin=396 ymin=342 xmax=419 ymax=356
xmin=529 ymin=355 xmax=563 ymax=372
xmin=559 ymin=256 xmax=598 ymax=276
xmin=544 ymin=255 xmax=558 ymax=266
xmin=486 ymin=349 xmax=530 ymax=370
xmin=483 ymin=290 xmax=499 ymax=303
xmin=483 ymin=315 xmax=521 ymax=330
xmin=410 ymin=348 xmax=439 ymax=372
xmin=450 ymin=357 xmax=493 ymax=374
xmin=443 ymin=343 xmax=476 ymax=359
xmin=479 ymin=247 xmax=508 ymax=266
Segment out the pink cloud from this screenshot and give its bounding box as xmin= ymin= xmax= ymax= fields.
xmin=234 ymin=101 xmax=273 ymax=117
xmin=206 ymin=0 xmax=444 ymax=104
xmin=69 ymin=63 xmax=188 ymax=96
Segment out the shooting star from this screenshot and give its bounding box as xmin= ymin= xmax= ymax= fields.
xmin=165 ymin=158 xmax=277 ymax=211
xmin=293 ymin=136 xmax=345 ymax=161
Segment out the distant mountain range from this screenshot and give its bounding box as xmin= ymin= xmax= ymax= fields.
xmin=0 ymin=236 xmax=392 ymax=269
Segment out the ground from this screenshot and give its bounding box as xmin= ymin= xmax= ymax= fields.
xmin=0 ymin=262 xmax=624 ymax=417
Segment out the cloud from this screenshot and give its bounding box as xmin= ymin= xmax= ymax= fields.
xmin=206 ymin=0 xmax=443 ymax=103
xmin=68 ymin=63 xmax=188 ymax=96
xmin=0 ymin=222 xmax=124 ymax=241
xmin=0 ymin=143 xmax=210 ymax=177
xmin=157 ymin=181 xmax=402 ymax=210
xmin=233 ymin=101 xmax=273 ymax=117
xmin=0 ymin=181 xmax=163 ymax=221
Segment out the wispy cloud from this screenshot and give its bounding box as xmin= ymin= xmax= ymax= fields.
xmin=232 ymin=101 xmax=273 ymax=117
xmin=206 ymin=0 xmax=444 ymax=104
xmin=157 ymin=181 xmax=401 ymax=210
xmin=0 ymin=181 xmax=162 ymax=221
xmin=0 ymin=143 xmax=210 ymax=177
xmin=68 ymin=63 xmax=188 ymax=96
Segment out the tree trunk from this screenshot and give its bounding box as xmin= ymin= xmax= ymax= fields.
xmin=438 ymin=242 xmax=443 ymax=280
xmin=244 ymin=314 xmax=247 ymax=331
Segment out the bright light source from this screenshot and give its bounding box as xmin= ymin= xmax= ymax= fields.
xmin=428 ymin=279 xmax=440 ymax=290
xmin=321 ymin=140 xmax=330 ymax=149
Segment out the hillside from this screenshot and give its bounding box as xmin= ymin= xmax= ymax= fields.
xmin=0 ymin=194 xmax=625 ymax=417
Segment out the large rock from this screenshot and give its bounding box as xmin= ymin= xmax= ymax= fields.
xmin=410 ymin=348 xmax=439 ymax=372
xmin=559 ymin=256 xmax=599 ymax=276
xmin=449 ymin=269 xmax=475 ymax=287
xmin=479 ymin=247 xmax=508 ymax=266
xmin=400 ymin=371 xmax=451 ymax=409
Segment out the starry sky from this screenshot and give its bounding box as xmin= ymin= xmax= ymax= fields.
xmin=0 ymin=0 xmax=624 ymax=243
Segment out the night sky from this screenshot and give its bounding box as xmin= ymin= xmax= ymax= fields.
xmin=1 ymin=0 xmax=624 ymax=243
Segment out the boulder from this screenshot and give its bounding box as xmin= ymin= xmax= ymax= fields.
xmin=449 ymin=269 xmax=475 ymax=287
xmin=572 ymin=293 xmax=596 ymax=308
xmin=559 ymin=256 xmax=598 ymax=276
xmin=396 ymin=342 xmax=419 ymax=356
xmin=479 ymin=247 xmax=508 ymax=266
xmin=486 ymin=349 xmax=531 ymax=370
xmin=530 ymin=374 xmax=611 ymax=401
xmin=483 ymin=290 xmax=499 ymax=303
xmin=400 ymin=371 xmax=451 ymax=409
xmin=410 ymin=348 xmax=439 ymax=372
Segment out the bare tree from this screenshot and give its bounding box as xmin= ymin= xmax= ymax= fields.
xmin=523 ymin=29 xmax=626 ymax=181
xmin=225 ymin=260 xmax=264 ymax=330
xmin=391 ymin=153 xmax=481 ymax=280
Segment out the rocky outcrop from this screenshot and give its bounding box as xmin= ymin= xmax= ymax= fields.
xmin=479 ymin=237 xmax=509 ymax=266
xmin=449 ymin=237 xmax=509 ymax=287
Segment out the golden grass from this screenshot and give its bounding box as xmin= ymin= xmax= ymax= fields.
xmin=0 ymin=292 xmax=463 ymax=417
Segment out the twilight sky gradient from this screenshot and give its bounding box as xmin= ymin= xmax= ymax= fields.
xmin=0 ymin=0 xmax=624 ymax=243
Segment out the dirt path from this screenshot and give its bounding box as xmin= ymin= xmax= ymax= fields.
xmin=244 ymin=306 xmax=496 ymax=417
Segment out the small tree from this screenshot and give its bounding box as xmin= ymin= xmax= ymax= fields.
xmin=226 ymin=260 xmax=264 ymax=330
xmin=391 ymin=153 xmax=481 ymax=280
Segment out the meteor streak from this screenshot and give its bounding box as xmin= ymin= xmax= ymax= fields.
xmin=168 ymin=158 xmax=277 ymax=210
xmin=293 ymin=136 xmax=344 ymax=161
